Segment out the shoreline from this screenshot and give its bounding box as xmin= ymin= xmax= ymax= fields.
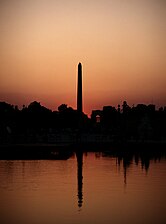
xmin=0 ymin=140 xmax=166 ymax=160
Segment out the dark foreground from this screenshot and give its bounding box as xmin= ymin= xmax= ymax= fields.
xmin=0 ymin=141 xmax=166 ymax=160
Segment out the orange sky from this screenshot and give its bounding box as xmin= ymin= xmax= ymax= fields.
xmin=0 ymin=0 xmax=165 ymax=115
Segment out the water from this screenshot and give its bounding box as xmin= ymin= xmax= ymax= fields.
xmin=0 ymin=151 xmax=166 ymax=224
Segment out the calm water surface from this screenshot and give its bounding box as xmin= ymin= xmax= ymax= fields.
xmin=0 ymin=152 xmax=166 ymax=224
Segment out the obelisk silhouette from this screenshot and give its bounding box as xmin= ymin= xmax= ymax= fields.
xmin=77 ymin=63 xmax=82 ymax=114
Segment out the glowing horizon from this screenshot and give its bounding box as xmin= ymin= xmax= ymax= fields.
xmin=0 ymin=0 xmax=165 ymax=115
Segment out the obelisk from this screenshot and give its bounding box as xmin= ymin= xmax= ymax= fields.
xmin=77 ymin=63 xmax=83 ymax=114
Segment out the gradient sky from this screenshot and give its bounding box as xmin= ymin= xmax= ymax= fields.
xmin=0 ymin=0 xmax=165 ymax=115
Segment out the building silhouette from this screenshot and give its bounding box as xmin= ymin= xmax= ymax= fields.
xmin=77 ymin=63 xmax=83 ymax=114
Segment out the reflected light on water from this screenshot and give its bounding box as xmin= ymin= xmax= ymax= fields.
xmin=0 ymin=151 xmax=166 ymax=224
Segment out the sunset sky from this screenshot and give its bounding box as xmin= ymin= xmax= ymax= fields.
xmin=0 ymin=0 xmax=165 ymax=115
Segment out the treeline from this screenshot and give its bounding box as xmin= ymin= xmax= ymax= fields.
xmin=0 ymin=101 xmax=166 ymax=143
xmin=0 ymin=101 xmax=89 ymax=143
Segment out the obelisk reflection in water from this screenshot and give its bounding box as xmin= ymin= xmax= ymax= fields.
xmin=76 ymin=151 xmax=83 ymax=208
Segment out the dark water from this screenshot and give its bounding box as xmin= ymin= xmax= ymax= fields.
xmin=0 ymin=151 xmax=166 ymax=224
